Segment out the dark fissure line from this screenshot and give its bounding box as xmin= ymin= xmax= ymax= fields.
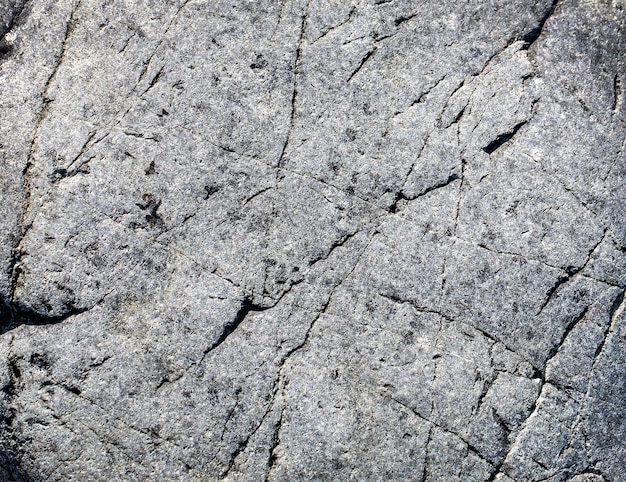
xmin=347 ymin=49 xmax=376 ymax=83
xmin=0 ymin=295 xmax=87 ymax=334
xmin=389 ymin=172 xmax=460 ymax=214
xmin=521 ymin=0 xmax=560 ymax=50
xmin=482 ymin=120 xmax=528 ymax=154
xmin=205 ymin=298 xmax=267 ymax=355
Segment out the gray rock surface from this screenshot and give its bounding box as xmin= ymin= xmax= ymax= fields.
xmin=0 ymin=0 xmax=624 ymax=480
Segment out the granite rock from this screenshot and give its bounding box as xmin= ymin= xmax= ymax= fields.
xmin=0 ymin=0 xmax=624 ymax=480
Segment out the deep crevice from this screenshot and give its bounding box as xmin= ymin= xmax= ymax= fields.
xmin=520 ymin=0 xmax=560 ymax=50
xmin=482 ymin=120 xmax=528 ymax=154
xmin=0 ymin=295 xmax=87 ymax=335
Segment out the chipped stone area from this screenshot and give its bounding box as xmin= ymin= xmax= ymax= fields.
xmin=0 ymin=0 xmax=624 ymax=480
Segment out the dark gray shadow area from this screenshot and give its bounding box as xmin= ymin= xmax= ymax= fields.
xmin=0 ymin=447 xmax=32 ymax=482
xmin=0 ymin=295 xmax=85 ymax=335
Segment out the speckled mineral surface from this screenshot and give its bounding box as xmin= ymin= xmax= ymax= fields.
xmin=0 ymin=0 xmax=625 ymax=480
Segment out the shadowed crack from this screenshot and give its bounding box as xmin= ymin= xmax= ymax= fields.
xmin=306 ymin=229 xmax=361 ymax=269
xmin=393 ymin=14 xmax=416 ymax=27
xmin=474 ymin=371 xmax=498 ymax=416
xmin=276 ymin=2 xmax=309 ymax=168
xmin=543 ymin=306 xmax=590 ymax=375
xmin=205 ymin=298 xmax=268 ymax=356
xmin=221 ymin=233 xmax=378 ymax=478
xmin=266 ymin=406 xmax=285 ymax=479
xmin=0 ymin=295 xmax=88 ymax=335
xmin=521 ymin=0 xmax=560 ymax=50
xmin=482 ymin=120 xmax=528 ymax=154
xmin=589 ymin=290 xmax=625 ymax=373
xmin=142 ymin=65 xmax=165 ymax=95
xmin=389 ymin=172 xmax=460 ymax=214
xmin=536 ymin=270 xmax=576 ymax=315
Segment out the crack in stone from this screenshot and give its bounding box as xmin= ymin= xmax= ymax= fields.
xmin=276 ymin=2 xmax=309 ymax=169
xmin=64 ymin=0 xmax=193 ymax=175
xmin=520 ymin=0 xmax=560 ymax=51
xmin=493 ymin=287 xmax=623 ymax=480
xmin=12 ymin=0 xmax=84 ymax=305
xmin=535 ymin=230 xmax=607 ymax=316
xmin=482 ymin=120 xmax=529 ymax=154
xmin=386 ymin=395 xmax=498 ymax=468
xmin=2 ymin=1 xmax=624 ymax=478
xmin=311 ymin=6 xmax=356 ymax=44
xmin=40 ymin=378 xmax=191 ymax=469
xmin=1 ymin=288 xmax=111 ymax=334
xmin=389 ymin=172 xmax=460 ymax=214
xmin=265 ymin=406 xmax=285 ymax=481
xmin=203 ymin=298 xmax=268 ymax=358
xmin=346 ymin=48 xmax=376 ymax=83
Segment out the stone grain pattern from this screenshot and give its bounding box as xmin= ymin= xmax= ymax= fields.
xmin=0 ymin=0 xmax=624 ymax=480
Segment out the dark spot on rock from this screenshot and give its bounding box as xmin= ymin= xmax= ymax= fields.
xmin=250 ymin=53 xmax=268 ymax=70
xmin=204 ymin=184 xmax=220 ymax=199
xmin=145 ymin=160 xmax=156 ymax=175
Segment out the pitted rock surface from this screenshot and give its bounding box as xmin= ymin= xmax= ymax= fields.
xmin=0 ymin=0 xmax=625 ymax=480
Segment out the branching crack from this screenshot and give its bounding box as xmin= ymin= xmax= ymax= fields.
xmin=64 ymin=0 xmax=192 ymax=174
xmin=204 ymin=298 xmax=268 ymax=357
xmin=312 ymin=6 xmax=356 ymax=44
xmin=49 ymin=377 xmax=190 ymax=466
xmin=386 ymin=395 xmax=497 ymax=467
xmin=142 ymin=65 xmax=164 ymax=95
xmin=219 ymin=372 xmax=282 ymax=479
xmin=488 ymin=383 xmax=544 ymax=481
xmin=535 ymin=230 xmax=607 ymax=316
xmin=306 ymin=229 xmax=361 ymax=270
xmin=389 ymin=172 xmax=459 ymax=214
xmin=378 ymin=292 xmax=539 ymax=373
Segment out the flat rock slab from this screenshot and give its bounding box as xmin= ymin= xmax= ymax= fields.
xmin=0 ymin=0 xmax=624 ymax=480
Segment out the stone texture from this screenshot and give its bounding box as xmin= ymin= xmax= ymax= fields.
xmin=0 ymin=0 xmax=624 ymax=480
